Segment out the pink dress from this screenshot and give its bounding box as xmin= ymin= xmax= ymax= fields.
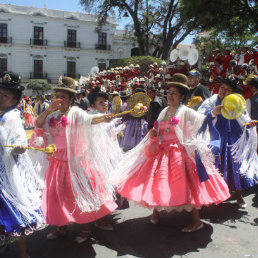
xmin=24 ymin=106 xmax=36 ymax=128
xmin=42 ymin=123 xmax=117 ymax=226
xmin=118 ymin=120 xmax=230 ymax=211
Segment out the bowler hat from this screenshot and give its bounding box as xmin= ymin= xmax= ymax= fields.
xmin=0 ymin=71 xmax=24 ymax=91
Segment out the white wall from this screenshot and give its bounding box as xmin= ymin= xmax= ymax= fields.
xmin=0 ymin=3 xmax=134 ymax=84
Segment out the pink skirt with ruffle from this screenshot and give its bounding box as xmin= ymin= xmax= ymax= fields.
xmin=118 ymin=139 xmax=230 ymax=211
xmin=42 ymin=149 xmax=117 ymax=226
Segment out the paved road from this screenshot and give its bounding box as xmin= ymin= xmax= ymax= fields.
xmin=3 ymin=186 xmax=258 ymax=258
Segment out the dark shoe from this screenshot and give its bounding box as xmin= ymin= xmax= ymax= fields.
xmin=181 ymin=223 xmax=204 ymax=233
xmin=75 ymin=230 xmax=90 ymax=244
xmin=46 ymin=227 xmax=67 ymax=240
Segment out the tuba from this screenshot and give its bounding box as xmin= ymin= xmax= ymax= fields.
xmin=188 ymin=48 xmax=199 ymax=66
xmin=170 ymin=49 xmax=178 ymax=62
xmin=90 ymin=66 xmax=99 ymax=75
xmin=178 ymin=46 xmax=190 ymax=61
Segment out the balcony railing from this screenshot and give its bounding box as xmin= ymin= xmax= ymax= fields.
xmin=0 ymin=37 xmax=12 ymax=44
xmin=30 ymin=38 xmax=48 ymax=46
xmin=95 ymin=44 xmax=111 ymax=51
xmin=64 ymin=73 xmax=80 ymax=79
xmin=30 ymin=72 xmax=48 ymax=79
xmin=64 ymin=41 xmax=80 ymax=48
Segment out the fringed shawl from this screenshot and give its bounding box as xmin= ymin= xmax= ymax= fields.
xmin=0 ymin=108 xmax=43 ymax=224
xmin=117 ymin=105 xmax=220 ymax=186
xmin=198 ymin=94 xmax=258 ymax=180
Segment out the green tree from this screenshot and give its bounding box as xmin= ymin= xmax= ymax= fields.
xmin=27 ymin=80 xmax=51 ymax=95
xmin=80 ymin=0 xmax=198 ymax=59
xmin=109 ymin=55 xmax=166 ymax=74
xmin=180 ymin=0 xmax=258 ymax=40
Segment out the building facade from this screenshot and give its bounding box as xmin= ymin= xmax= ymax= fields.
xmin=0 ymin=3 xmax=135 ymax=86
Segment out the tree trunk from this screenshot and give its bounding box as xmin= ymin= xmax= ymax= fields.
xmin=132 ymin=16 xmax=145 ymax=56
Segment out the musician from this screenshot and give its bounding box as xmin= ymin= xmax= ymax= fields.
xmin=146 ymin=85 xmax=163 ymax=130
xmin=187 ymin=69 xmax=210 ymax=110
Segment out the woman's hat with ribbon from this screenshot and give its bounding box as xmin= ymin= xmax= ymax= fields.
xmin=53 ymin=76 xmax=77 ymax=93
xmin=167 ymin=73 xmax=190 ymax=91
xmin=0 ymin=71 xmax=24 ymax=91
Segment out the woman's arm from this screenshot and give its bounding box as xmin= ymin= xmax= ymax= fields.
xmin=36 ymin=99 xmax=62 ymax=128
xmin=91 ymin=114 xmax=115 ymax=124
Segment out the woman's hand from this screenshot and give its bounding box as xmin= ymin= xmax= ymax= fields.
xmin=11 ymin=146 xmax=26 ymax=155
xmin=149 ymin=129 xmax=157 ymax=138
xmin=246 ymin=120 xmax=257 ymax=128
xmin=92 ymin=114 xmax=115 ymax=124
xmin=48 ymin=99 xmax=62 ymax=113
xmin=102 ymin=114 xmax=115 ymax=123
xmin=212 ymin=105 xmax=223 ymax=117
xmin=36 ymin=99 xmax=63 ymax=128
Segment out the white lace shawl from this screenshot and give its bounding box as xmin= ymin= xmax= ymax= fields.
xmin=117 ymin=105 xmax=219 ymax=186
xmin=198 ymin=95 xmax=258 ymax=180
xmin=27 ymin=110 xmax=60 ymax=186
xmin=0 ymin=109 xmax=43 ymax=224
xmin=66 ymin=106 xmax=122 ymax=212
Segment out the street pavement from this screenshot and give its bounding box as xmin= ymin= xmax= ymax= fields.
xmin=3 ymin=186 xmax=258 ymax=258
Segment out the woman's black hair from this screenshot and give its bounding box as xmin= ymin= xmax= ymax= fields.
xmin=4 ymin=88 xmax=23 ymax=106
xmin=88 ymin=86 xmax=109 ymax=106
xmin=221 ymin=79 xmax=243 ymax=94
xmin=66 ymin=91 xmax=76 ymax=100
xmin=55 ymin=89 xmax=75 ymax=100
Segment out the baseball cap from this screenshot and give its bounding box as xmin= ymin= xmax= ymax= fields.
xmin=188 ymin=69 xmax=201 ymax=77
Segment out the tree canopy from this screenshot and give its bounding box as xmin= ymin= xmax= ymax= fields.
xmin=80 ymin=0 xmax=257 ymax=60
xmin=27 ymin=80 xmax=51 ymax=94
xmin=109 ymin=55 xmax=166 ymax=74
xmin=180 ymin=0 xmax=258 ymax=39
xmin=80 ymin=0 xmax=198 ymax=59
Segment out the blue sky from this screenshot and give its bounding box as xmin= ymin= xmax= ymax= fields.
xmin=1 ymin=0 xmax=193 ymax=44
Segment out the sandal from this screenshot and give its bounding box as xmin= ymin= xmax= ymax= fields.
xmin=46 ymin=227 xmax=67 ymax=240
xmin=237 ymin=198 xmax=247 ymax=208
xmin=150 ymin=217 xmax=159 ymax=225
xmin=75 ymin=230 xmax=90 ymax=244
xmin=181 ymin=222 xmax=204 ymax=233
xmin=94 ymin=221 xmax=114 ymax=231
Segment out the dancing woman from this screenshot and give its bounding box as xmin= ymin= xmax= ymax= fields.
xmin=117 ymin=74 xmax=230 ymax=232
xmin=33 ymin=77 xmax=120 ymax=243
xmin=198 ymin=79 xmax=258 ymax=208
xmin=0 ymin=72 xmax=44 ymax=258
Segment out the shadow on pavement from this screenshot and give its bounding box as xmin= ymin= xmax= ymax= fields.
xmin=92 ymin=211 xmax=213 ymax=258
xmin=200 ymin=202 xmax=248 ymax=227
xmin=4 ymin=225 xmax=97 ymax=258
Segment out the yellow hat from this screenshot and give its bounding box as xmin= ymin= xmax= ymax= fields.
xmin=221 ymin=94 xmax=246 ymax=120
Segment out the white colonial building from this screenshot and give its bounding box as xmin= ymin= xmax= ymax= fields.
xmin=0 ymin=3 xmax=135 ymax=86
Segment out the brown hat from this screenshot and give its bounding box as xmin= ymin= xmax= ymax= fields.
xmin=54 ymin=76 xmax=77 ymax=93
xmin=167 ymin=73 xmax=189 ymax=90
